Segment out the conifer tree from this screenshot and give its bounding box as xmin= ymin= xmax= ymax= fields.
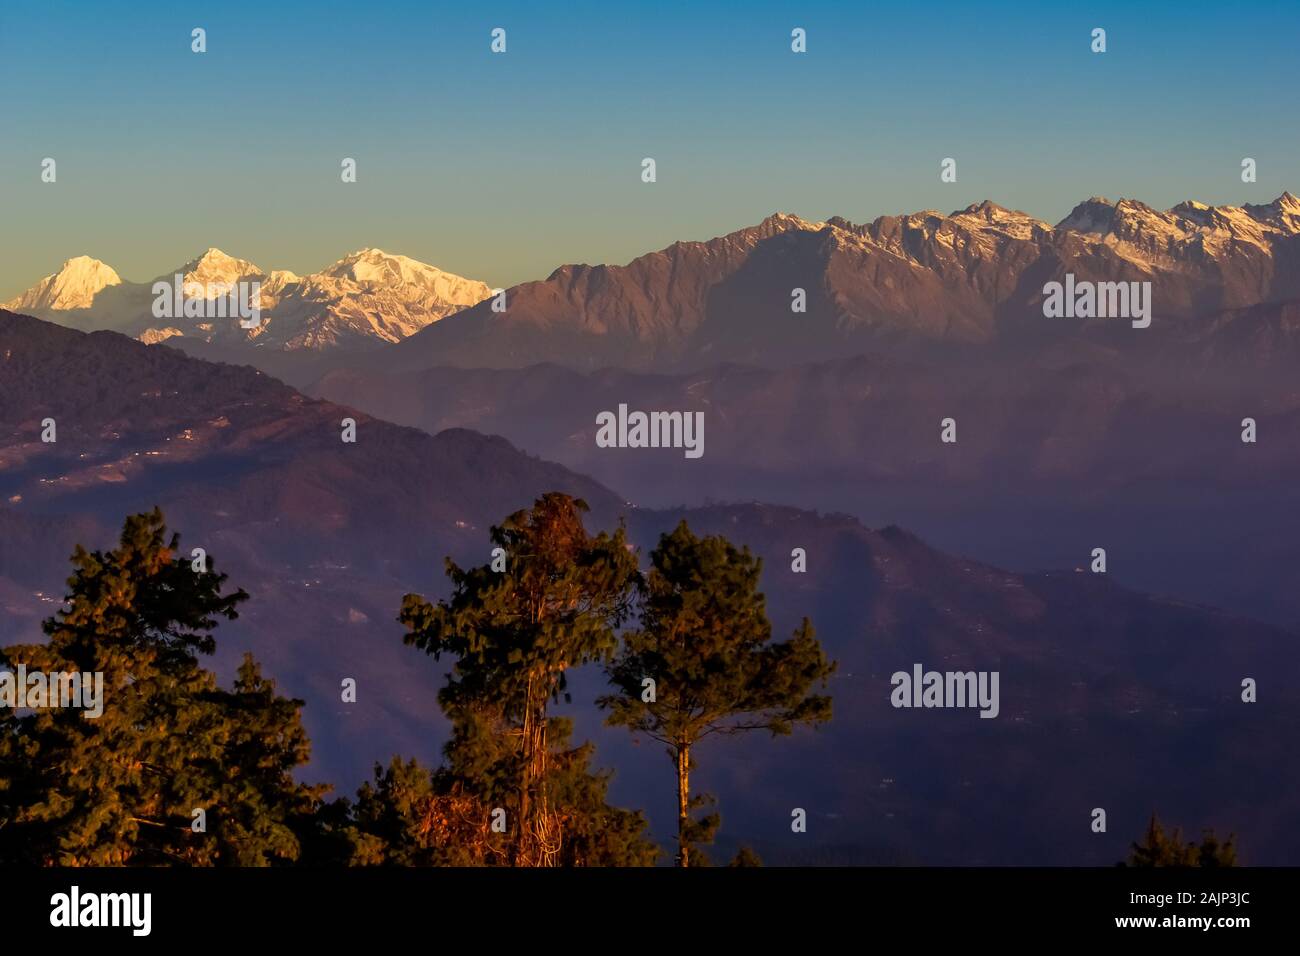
xmin=0 ymin=509 xmax=324 ymax=865
xmin=729 ymin=846 xmax=763 ymax=867
xmin=337 ymin=710 xmax=658 ymax=867
xmin=1122 ymin=815 xmax=1238 ymax=867
xmin=601 ymin=521 xmax=835 ymax=867
xmin=341 ymin=756 xmax=505 ymax=866
xmin=398 ymin=493 xmax=642 ymax=866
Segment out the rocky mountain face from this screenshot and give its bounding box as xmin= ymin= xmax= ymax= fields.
xmin=2 ymin=247 xmax=492 ymax=357
xmin=2 ymin=309 xmax=1297 ymax=862
xmin=373 ymin=194 xmax=1300 ymax=373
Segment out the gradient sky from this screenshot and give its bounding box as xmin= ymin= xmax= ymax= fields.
xmin=2 ymin=0 xmax=1297 ymax=299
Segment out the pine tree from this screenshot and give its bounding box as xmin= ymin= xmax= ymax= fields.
xmin=1122 ymin=814 xmax=1238 ymax=867
xmin=398 ymin=493 xmax=644 ymax=866
xmin=0 ymin=509 xmax=325 ymax=865
xmin=216 ymin=653 xmax=326 ymax=864
xmin=729 ymin=846 xmax=763 ymax=867
xmin=340 ymin=756 xmax=505 ymax=866
xmin=335 ymin=716 xmax=660 ymax=868
xmin=600 ymin=521 xmax=835 ymax=867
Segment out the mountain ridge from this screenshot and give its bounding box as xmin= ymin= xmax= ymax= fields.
xmin=10 ymin=193 xmax=1297 ymax=379
xmin=372 ymin=192 xmax=1300 ymax=374
xmin=2 ymin=247 xmax=492 ymax=355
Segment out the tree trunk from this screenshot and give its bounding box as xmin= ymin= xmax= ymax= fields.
xmin=516 ymin=672 xmax=557 ymax=867
xmin=676 ymin=742 xmax=690 ymax=868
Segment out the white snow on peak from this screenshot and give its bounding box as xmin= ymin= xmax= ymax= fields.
xmin=1241 ymin=192 xmax=1300 ymax=232
xmin=319 ymin=248 xmax=482 ymax=295
xmin=758 ymin=212 xmax=828 ymax=232
xmin=174 ymin=248 xmax=265 ymax=292
xmin=5 ymin=244 xmax=493 ymax=351
xmin=2 ymin=255 xmax=122 ymax=311
xmin=1049 ymin=194 xmax=1300 ymax=264
xmin=949 ymin=201 xmax=1050 ymax=240
xmin=688 ymin=213 xmax=830 ymax=257
xmin=249 ymin=249 xmax=492 ymax=348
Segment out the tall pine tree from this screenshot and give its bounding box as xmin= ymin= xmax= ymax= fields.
xmin=398 ymin=493 xmax=644 ymax=866
xmin=0 ymin=509 xmax=325 ymax=865
xmin=601 ymin=521 xmax=835 ymax=866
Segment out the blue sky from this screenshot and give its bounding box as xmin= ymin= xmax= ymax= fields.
xmin=2 ymin=0 xmax=1297 ymax=296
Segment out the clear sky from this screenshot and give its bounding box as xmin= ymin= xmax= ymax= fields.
xmin=2 ymin=0 xmax=1297 ymax=299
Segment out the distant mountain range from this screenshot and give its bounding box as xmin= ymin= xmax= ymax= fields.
xmin=311 ymin=351 xmax=1300 ymax=488
xmin=371 ymin=193 xmax=1300 ymax=374
xmin=310 ymin=348 xmax=1300 ymax=630
xmin=9 ymin=194 xmax=1298 ymax=382
xmin=3 ymin=247 xmax=491 ymax=355
xmin=2 ymin=308 xmax=1298 ymax=863
xmin=298 ymin=195 xmax=1300 ymax=629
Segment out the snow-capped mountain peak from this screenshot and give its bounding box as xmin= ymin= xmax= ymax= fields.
xmin=1242 ymin=192 xmax=1300 ymax=231
xmin=756 ymin=212 xmax=826 ymax=232
xmin=172 ymin=248 xmax=265 ymax=292
xmin=1056 ymin=197 xmax=1118 ymax=233
xmin=262 ymin=249 xmax=493 ymax=349
xmin=2 ymin=255 xmax=122 ymax=311
xmin=316 ymin=248 xmax=491 ymax=303
xmin=949 ymin=200 xmax=1050 ymax=239
xmin=6 ymin=193 xmax=1296 ymax=366
xmin=5 ymin=246 xmax=491 ymax=353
